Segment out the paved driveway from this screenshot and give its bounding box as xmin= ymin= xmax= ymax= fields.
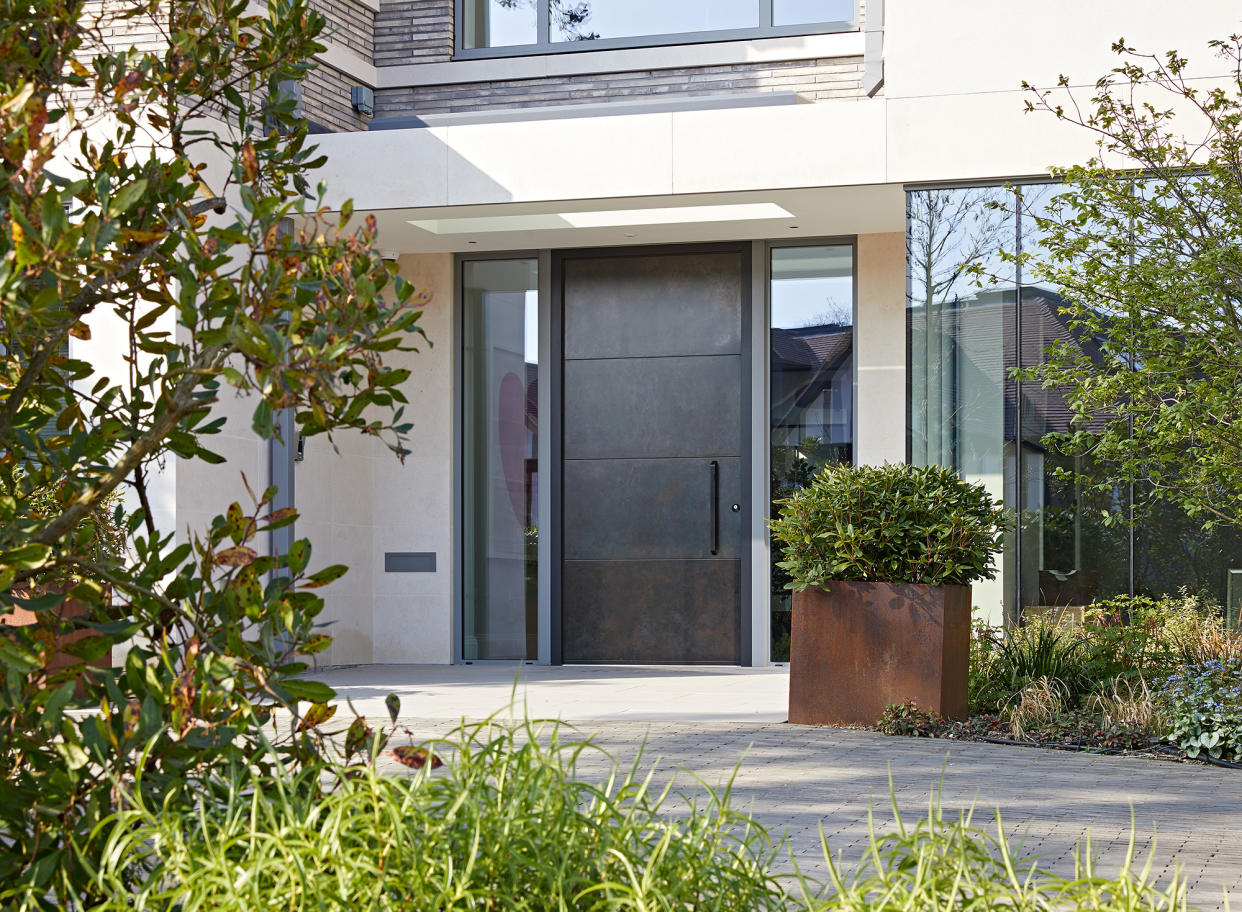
xmin=316 ymin=665 xmax=1242 ymax=909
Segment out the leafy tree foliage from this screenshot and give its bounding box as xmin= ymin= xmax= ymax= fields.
xmin=1017 ymin=37 xmax=1242 ymax=530
xmin=0 ymin=0 xmax=425 ymax=903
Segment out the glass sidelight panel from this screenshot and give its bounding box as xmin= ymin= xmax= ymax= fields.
xmin=462 ymin=259 xmax=539 ymax=661
xmin=769 ymin=244 xmax=853 ymax=661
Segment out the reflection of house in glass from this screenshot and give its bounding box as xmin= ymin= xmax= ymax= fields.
xmin=912 ymin=284 xmax=1127 ymax=615
xmin=524 ymin=360 xmax=538 ymax=529
xmin=910 ymin=186 xmax=1242 ymax=618
xmin=771 ymin=323 xmax=853 ymax=465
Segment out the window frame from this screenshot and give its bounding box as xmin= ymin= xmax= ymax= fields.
xmin=453 ymin=0 xmax=859 ymax=59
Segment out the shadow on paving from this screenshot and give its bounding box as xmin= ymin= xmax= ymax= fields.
xmin=376 ymin=719 xmax=1242 ymax=911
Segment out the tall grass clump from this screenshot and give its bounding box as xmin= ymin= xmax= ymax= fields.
xmin=76 ymin=718 xmax=1200 ymax=911
xmin=84 ymin=718 xmax=788 ymax=911
xmin=799 ymin=785 xmax=1188 ymax=912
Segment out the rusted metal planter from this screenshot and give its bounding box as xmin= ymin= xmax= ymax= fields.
xmin=788 ymin=581 xmax=970 ymax=726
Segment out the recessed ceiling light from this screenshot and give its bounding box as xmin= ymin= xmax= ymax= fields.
xmin=563 ymin=203 xmax=792 ymax=228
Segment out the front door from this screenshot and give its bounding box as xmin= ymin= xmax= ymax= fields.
xmin=558 ymin=247 xmax=748 ymax=663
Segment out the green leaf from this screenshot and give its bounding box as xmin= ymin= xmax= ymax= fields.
xmin=0 ymin=638 xmax=41 ymax=674
xmin=106 ymin=178 xmax=148 ymax=217
xmin=54 ymin=741 xmax=89 ymax=771
xmin=0 ymin=542 xmax=52 ymax=571
xmin=282 ymin=679 xmax=336 ymax=704
xmin=302 ymin=564 xmax=347 ymax=589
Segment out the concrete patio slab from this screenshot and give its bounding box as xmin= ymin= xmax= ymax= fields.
xmin=314 ymin=662 xmax=791 ymax=722
xmin=316 ymin=665 xmax=1242 ymax=910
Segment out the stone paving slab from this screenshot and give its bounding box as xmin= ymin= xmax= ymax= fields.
xmin=377 ymin=718 xmax=1242 ymax=910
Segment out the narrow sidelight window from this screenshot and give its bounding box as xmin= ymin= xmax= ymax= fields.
xmin=462 ymin=258 xmax=539 ymax=660
xmin=769 ymin=243 xmax=854 ymax=661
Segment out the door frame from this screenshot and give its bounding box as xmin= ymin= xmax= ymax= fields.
xmin=549 ymin=242 xmax=754 ymax=665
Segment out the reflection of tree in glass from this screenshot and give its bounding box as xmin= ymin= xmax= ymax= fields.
xmin=907 ymin=188 xmax=1009 ymax=309
xmin=495 ymin=0 xmax=599 ymax=40
xmin=799 ymin=296 xmax=851 ymax=328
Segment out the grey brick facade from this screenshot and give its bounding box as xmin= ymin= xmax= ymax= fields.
xmin=307 ymin=0 xmax=871 ymax=130
xmin=318 ymin=0 xmax=377 ymax=59
xmin=375 ymin=0 xmax=453 ymax=66
xmin=373 ymin=58 xmax=864 ymax=117
xmin=302 ymin=62 xmax=371 ymax=133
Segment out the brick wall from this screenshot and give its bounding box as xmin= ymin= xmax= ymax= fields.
xmin=302 ymin=63 xmax=371 ymax=132
xmin=316 ymin=0 xmax=377 ymax=58
xmin=374 ymin=57 xmax=864 ymax=117
xmin=375 ymin=0 xmax=453 ymax=66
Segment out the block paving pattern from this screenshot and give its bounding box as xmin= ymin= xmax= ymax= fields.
xmin=379 ymin=719 xmax=1242 ymax=910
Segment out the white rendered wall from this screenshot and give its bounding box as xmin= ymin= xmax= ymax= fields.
xmin=371 ymin=253 xmax=454 ymax=665
xmin=854 ymin=232 xmax=906 ymax=467
xmin=296 ymin=253 xmax=455 ymax=667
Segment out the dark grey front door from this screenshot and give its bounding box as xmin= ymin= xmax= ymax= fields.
xmin=559 ymin=248 xmax=747 ymax=663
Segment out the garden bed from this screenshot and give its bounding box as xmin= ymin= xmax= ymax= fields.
xmin=872 ymin=703 xmax=1242 ymax=769
xmin=870 ymin=592 xmax=1242 ymax=770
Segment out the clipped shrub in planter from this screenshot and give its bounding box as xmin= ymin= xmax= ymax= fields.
xmin=771 ymin=463 xmax=1005 ymax=725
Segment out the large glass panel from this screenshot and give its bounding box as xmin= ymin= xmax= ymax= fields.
xmin=773 ymin=0 xmax=853 ymax=26
xmin=462 ymin=0 xmax=537 ymax=49
xmin=1018 ymin=184 xmax=1130 ymax=620
xmin=770 ymin=244 xmax=853 ymax=661
xmin=1134 ymin=486 xmax=1242 ymax=609
xmin=551 ymin=0 xmax=758 ymax=43
xmin=462 ymin=259 xmax=539 ymax=661
xmin=907 ymin=187 xmax=1016 ymax=625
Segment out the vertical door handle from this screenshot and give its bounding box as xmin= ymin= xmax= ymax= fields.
xmin=709 ymin=460 xmax=719 ymax=555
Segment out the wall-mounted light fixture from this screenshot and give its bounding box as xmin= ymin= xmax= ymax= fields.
xmin=351 ymin=85 xmax=375 ymax=117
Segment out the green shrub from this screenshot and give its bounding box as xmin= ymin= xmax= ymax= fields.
xmin=769 ymin=463 xmax=1006 ymax=592
xmin=0 ymin=466 xmax=125 ymax=577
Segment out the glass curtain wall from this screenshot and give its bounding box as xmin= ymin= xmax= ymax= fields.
xmin=908 ymin=187 xmax=1016 ymax=624
xmin=770 ymin=244 xmax=854 ymax=660
xmin=908 ymin=184 xmax=1242 ymax=621
xmin=462 ymin=259 xmax=539 ymax=660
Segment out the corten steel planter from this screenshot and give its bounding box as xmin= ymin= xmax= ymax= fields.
xmin=788 ymin=581 xmax=970 ymax=726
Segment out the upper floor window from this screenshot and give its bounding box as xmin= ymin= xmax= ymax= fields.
xmin=458 ymin=0 xmax=856 ymax=56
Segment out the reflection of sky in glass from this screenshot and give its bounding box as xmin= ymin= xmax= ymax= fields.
xmin=771 ymin=246 xmax=852 ymax=329
xmin=773 ymin=0 xmax=853 ymax=25
xmin=524 ymin=290 xmax=538 ymax=364
xmin=772 ymin=276 xmax=853 ymax=328
xmin=467 ymin=0 xmax=536 ymax=47
xmin=554 ymin=0 xmax=757 ymax=41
